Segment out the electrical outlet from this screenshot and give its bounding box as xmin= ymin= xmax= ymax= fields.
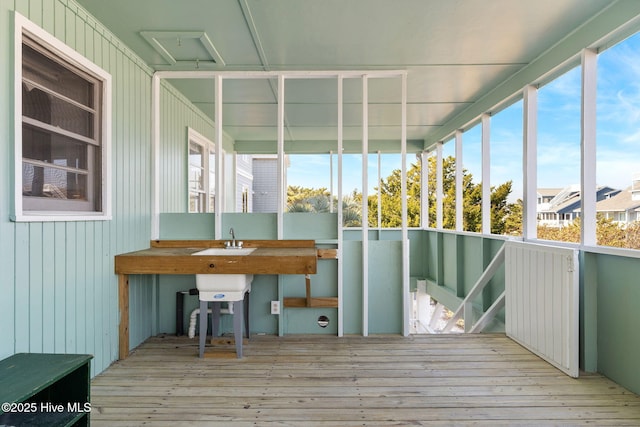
xmin=270 ymin=300 xmax=280 ymax=315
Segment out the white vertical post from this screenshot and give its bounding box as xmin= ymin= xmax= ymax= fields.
xmin=277 ymin=75 xmax=285 ymax=239
xmin=523 ymin=85 xmax=538 ymax=240
xmin=436 ymin=142 xmax=444 ymax=229
xmin=421 ymin=151 xmax=429 ymax=228
xmin=329 ymin=150 xmax=334 ymax=214
xmin=377 ymin=151 xmax=382 ymax=229
xmin=581 ymin=49 xmax=598 ymax=247
xmin=455 ymin=130 xmax=463 ymax=232
xmin=362 ymin=75 xmax=369 ymax=337
xmin=337 ymin=76 xmax=344 ymax=337
xmin=401 ymin=72 xmax=410 ymax=336
xmin=214 ymin=75 xmax=223 ymax=239
xmin=151 ymin=73 xmax=161 ymax=239
xmin=481 ymin=113 xmax=491 ymax=234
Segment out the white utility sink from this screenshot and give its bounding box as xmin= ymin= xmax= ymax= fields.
xmin=193 ymin=247 xmax=256 ymax=256
xmin=192 ymin=248 xmax=255 ymax=297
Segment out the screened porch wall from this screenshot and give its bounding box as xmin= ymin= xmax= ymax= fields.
xmin=0 ymin=0 xmax=216 ymax=376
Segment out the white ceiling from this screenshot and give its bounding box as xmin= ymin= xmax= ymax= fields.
xmin=75 ymin=0 xmax=630 ymax=150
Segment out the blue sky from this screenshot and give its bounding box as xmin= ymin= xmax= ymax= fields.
xmin=287 ymin=31 xmax=640 ymax=202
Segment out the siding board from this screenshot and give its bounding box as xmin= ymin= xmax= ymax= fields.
xmin=14 ymin=223 xmax=30 ymax=353
xmin=54 ymin=221 xmax=66 ymax=352
xmin=29 ymin=0 xmax=43 ymax=25
xmin=76 ymin=222 xmax=87 ymax=353
xmin=15 ymin=0 xmax=28 ymax=16
xmin=41 ymin=222 xmax=55 ymax=352
xmin=29 ymin=223 xmax=43 ymax=353
xmin=92 ymin=223 xmax=103 ymax=374
xmin=54 ymin=0 xmax=65 ymax=41
xmin=65 ymin=222 xmax=77 ymax=353
xmin=84 ymin=222 xmax=96 ymax=373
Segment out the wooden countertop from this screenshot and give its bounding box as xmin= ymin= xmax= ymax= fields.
xmin=115 ymin=240 xmax=317 ymax=275
xmin=114 ymin=239 xmax=320 ymax=360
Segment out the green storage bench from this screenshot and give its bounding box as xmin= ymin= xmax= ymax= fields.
xmin=0 ymin=353 xmax=92 ymax=426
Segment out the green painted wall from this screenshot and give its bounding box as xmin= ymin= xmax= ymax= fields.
xmin=0 ymin=0 xmax=216 ymax=377
xmin=156 ymin=214 xmax=408 ymax=336
xmin=592 ymin=252 xmax=640 ymax=394
xmin=223 ymin=213 xmax=278 ymax=240
xmin=342 ymin=240 xmax=363 ymax=335
xmin=368 ymin=240 xmax=403 ymax=334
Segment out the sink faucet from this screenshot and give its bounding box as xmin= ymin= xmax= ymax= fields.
xmin=229 ymin=227 xmax=236 ymax=247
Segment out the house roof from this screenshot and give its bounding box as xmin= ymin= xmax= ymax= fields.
xmin=541 ymin=185 xmax=622 ymax=214
xmin=596 ymin=187 xmax=640 ymax=213
xmin=545 ymin=193 xmax=581 ymax=214
xmin=538 ymin=188 xmax=563 ymax=198
xmin=75 ymin=0 xmax=640 ymax=152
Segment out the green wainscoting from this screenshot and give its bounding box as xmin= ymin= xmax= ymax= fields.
xmin=0 ymin=0 xmax=216 ymax=377
xmin=591 ymin=252 xmax=640 ymax=395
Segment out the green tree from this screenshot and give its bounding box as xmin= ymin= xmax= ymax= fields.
xmin=287 ymin=156 xmax=521 ymax=234
xmin=503 ymin=197 xmax=523 ymax=235
xmin=342 ymin=190 xmax=362 ymax=227
xmin=287 ymin=185 xmax=364 ymax=226
xmin=538 ymin=215 xmax=640 ymax=249
xmin=287 ymin=186 xmax=332 ymax=212
xmin=425 ymin=156 xmax=519 ymax=234
xmin=368 ymin=163 xmax=421 ymax=227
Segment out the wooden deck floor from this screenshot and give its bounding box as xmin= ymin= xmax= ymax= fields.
xmin=90 ymin=334 xmax=640 ymax=426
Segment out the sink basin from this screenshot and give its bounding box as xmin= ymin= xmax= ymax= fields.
xmin=192 ymin=248 xmax=255 ymax=299
xmin=195 ymin=273 xmax=253 ymax=293
xmin=193 ymin=247 xmax=256 ymax=256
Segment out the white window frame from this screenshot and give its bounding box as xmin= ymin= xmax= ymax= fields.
xmin=13 ymin=12 xmax=112 ymax=222
xmin=187 ymin=128 xmax=218 ymax=213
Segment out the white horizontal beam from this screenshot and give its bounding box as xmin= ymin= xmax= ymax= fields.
xmin=155 ymin=70 xmax=408 ymax=80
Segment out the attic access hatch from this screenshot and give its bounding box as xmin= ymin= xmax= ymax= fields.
xmin=141 ymin=30 xmax=225 ymax=68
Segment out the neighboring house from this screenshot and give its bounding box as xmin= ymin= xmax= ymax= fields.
xmin=537 ymin=188 xmax=563 ymax=207
xmin=537 ymin=186 xmax=579 ymax=227
xmin=251 ymin=155 xmax=288 ymax=213
xmin=594 ymin=187 xmax=640 ymax=224
xmin=595 ymin=175 xmax=640 ymax=225
xmin=537 ymin=185 xmax=621 ymax=227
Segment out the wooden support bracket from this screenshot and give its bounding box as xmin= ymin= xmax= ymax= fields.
xmin=317 ymin=249 xmax=338 ymax=259
xmin=283 ymin=274 xmax=339 ymax=308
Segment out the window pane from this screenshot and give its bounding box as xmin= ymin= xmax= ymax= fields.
xmin=22 ymin=163 xmax=87 ymax=200
xmin=19 ymin=25 xmax=107 ymax=216
xmin=23 ymin=42 xmax=95 ymax=108
xmin=537 ymin=67 xmax=581 ymax=243
xmin=490 ymin=100 xmax=523 ymax=236
xmin=596 ymin=32 xmax=640 ymax=249
xmin=442 ymin=140 xmax=456 ymax=230
xmin=462 ymin=125 xmax=482 ymax=232
xmin=22 ymin=84 xmax=95 ymax=139
xmin=371 ymin=153 xmax=414 ymax=228
xmin=189 ymin=142 xmax=204 ymax=193
xmin=23 ymin=124 xmax=88 ymax=169
xmin=287 ymin=154 xmax=333 ymax=213
xmin=342 ymin=154 xmax=363 ymax=227
xmin=209 ymin=147 xmax=216 ymax=212
xmin=189 ymin=192 xmax=206 ymax=213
